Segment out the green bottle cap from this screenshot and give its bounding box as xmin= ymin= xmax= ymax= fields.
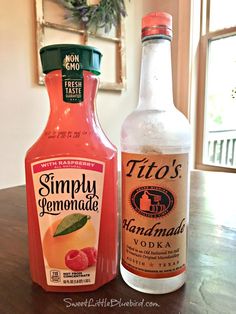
xmin=40 ymin=44 xmax=102 ymax=75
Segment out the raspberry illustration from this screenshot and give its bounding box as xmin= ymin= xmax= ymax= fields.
xmin=65 ymin=249 xmax=88 ymax=271
xmin=81 ymin=247 xmax=97 ymax=266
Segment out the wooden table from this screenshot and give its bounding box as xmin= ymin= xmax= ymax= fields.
xmin=0 ymin=171 xmax=236 ymax=314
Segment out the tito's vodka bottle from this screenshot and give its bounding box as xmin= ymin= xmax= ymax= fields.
xmin=121 ymin=12 xmax=191 ymax=294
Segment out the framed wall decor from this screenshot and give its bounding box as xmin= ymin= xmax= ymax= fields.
xmin=35 ymin=0 xmax=126 ymax=90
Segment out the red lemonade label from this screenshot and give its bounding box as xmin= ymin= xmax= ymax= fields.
xmin=31 ymin=157 xmax=105 ymax=286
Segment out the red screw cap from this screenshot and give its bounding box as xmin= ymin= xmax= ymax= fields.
xmin=142 ymin=12 xmax=172 ymax=40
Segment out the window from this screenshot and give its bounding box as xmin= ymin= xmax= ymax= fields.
xmin=196 ymin=0 xmax=236 ymax=171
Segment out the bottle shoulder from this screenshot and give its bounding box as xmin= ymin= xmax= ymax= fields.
xmin=121 ymin=108 xmax=191 ymax=153
xmin=25 ymin=131 xmax=117 ymax=164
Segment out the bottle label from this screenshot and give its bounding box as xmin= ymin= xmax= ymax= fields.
xmin=31 ymin=157 xmax=105 ymax=286
xmin=61 ymin=48 xmax=84 ymax=103
xmin=121 ymin=152 xmax=189 ymax=279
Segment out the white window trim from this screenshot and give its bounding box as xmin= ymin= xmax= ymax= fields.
xmin=195 ymin=0 xmax=236 ymax=172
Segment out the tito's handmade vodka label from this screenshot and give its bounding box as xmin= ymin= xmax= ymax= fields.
xmin=122 ymin=152 xmax=189 ymax=278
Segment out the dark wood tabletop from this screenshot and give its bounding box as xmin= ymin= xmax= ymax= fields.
xmin=0 ymin=170 xmax=236 ymax=314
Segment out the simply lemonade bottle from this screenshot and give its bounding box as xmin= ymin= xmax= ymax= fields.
xmin=25 ymin=44 xmax=118 ymax=292
xmin=121 ymin=13 xmax=191 ymax=294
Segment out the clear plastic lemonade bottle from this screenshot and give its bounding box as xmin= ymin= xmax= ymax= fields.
xmin=25 ymin=44 xmax=118 ymax=292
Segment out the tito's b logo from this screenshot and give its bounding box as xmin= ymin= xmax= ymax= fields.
xmin=130 ymin=186 xmax=174 ymax=218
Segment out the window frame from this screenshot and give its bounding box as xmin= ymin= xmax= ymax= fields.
xmin=195 ymin=0 xmax=236 ymax=172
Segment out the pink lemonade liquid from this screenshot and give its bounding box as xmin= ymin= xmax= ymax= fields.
xmin=25 ymin=45 xmax=118 ymax=292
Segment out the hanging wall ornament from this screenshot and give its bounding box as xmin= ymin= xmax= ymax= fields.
xmin=60 ymin=0 xmax=128 ymax=33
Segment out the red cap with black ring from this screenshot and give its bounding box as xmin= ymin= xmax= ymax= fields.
xmin=142 ymin=12 xmax=172 ymax=41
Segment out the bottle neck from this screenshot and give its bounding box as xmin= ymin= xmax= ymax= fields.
xmin=45 ymin=70 xmax=98 ymax=130
xmin=137 ymin=38 xmax=174 ymax=111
